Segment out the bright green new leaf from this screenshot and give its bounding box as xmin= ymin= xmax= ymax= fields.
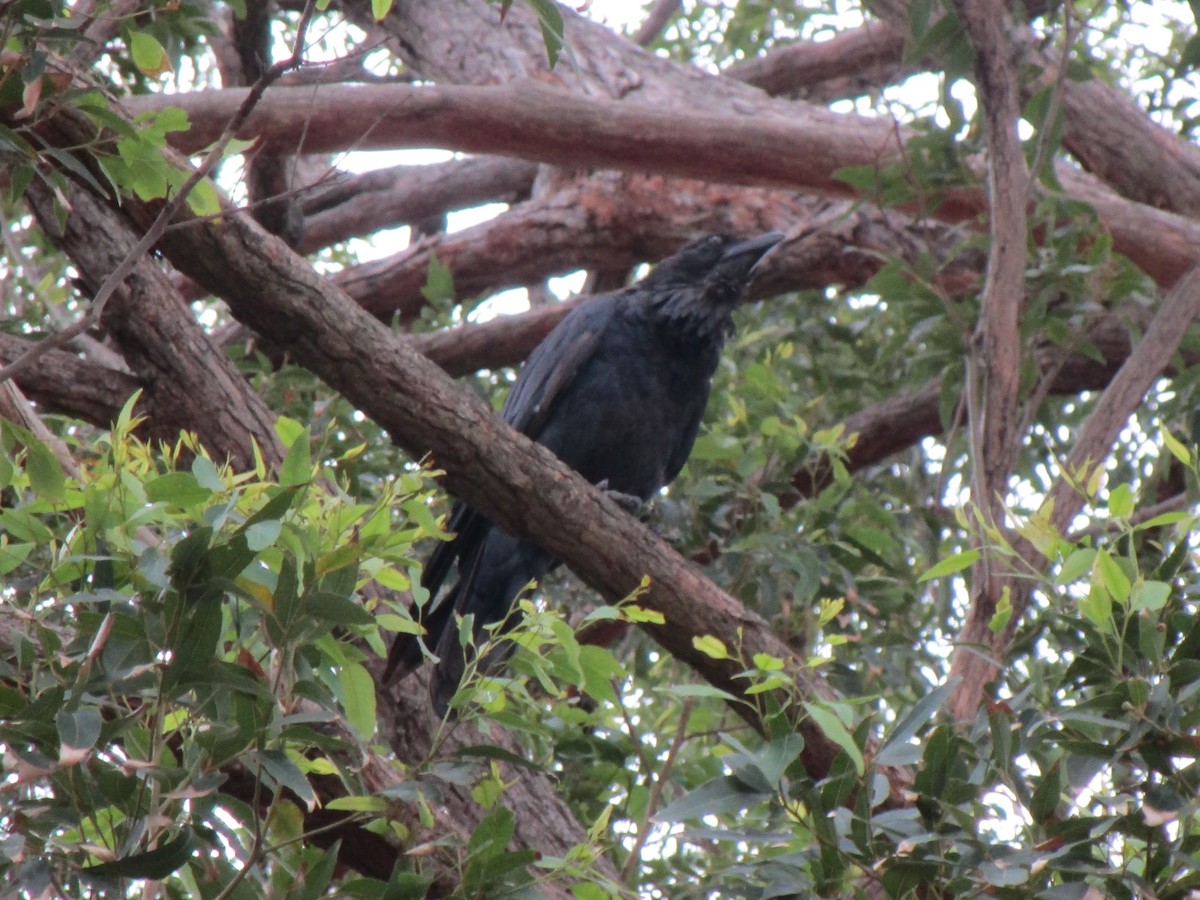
xmin=1130 ymin=579 xmax=1171 ymax=612
xmin=1108 ymin=483 xmax=1134 ymax=519
xmin=623 ymin=603 xmax=664 ymax=624
xmin=803 ymin=701 xmax=864 ymax=775
xmin=129 ymin=31 xmax=172 ymax=77
xmin=1095 ymin=550 xmax=1131 ymax=603
xmin=919 ymin=549 xmax=980 ymax=582
xmin=693 ymin=635 xmax=728 ymax=659
xmin=1162 ymin=428 xmax=1192 ymax=466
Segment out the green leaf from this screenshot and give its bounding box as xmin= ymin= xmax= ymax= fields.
xmin=918 ymin=549 xmax=979 ymax=582
xmin=524 ymin=0 xmax=565 ymax=68
xmin=274 ymin=416 xmax=307 ymax=447
xmin=623 ymin=604 xmax=664 ymax=624
xmin=24 ymin=437 xmax=65 ymax=504
xmin=1056 ymin=548 xmax=1095 ymax=585
xmin=1162 ymin=428 xmax=1192 ymax=466
xmin=370 ymin=0 xmax=394 ymax=19
xmin=244 ymin=519 xmax=281 ymax=551
xmin=338 ymin=661 xmax=376 ymax=741
xmin=876 ymin=679 xmax=959 ymax=767
xmin=420 ymin=252 xmax=455 ymax=306
xmin=803 ymin=701 xmax=864 ymax=775
xmin=1108 ymin=483 xmax=1134 ymax=519
xmin=655 ymin=775 xmax=772 ymax=822
xmin=129 ymin=31 xmax=172 ymax=77
xmin=693 ymin=635 xmax=728 ymax=659
xmin=145 ymin=471 xmax=211 ymax=508
xmin=1130 ymin=579 xmax=1171 ymax=612
xmin=653 ymin=683 xmax=740 ymax=703
xmin=989 ymin=587 xmax=1012 ymax=633
xmin=578 ymin=644 xmax=622 ymax=703
xmin=468 ymin=807 xmax=515 ymax=857
xmin=191 ymin=454 xmax=225 ymax=491
xmin=1079 ymin=582 xmax=1112 ymax=629
xmin=326 ymin=795 xmax=387 ymax=812
xmin=56 ymin=707 xmax=102 ymax=755
xmin=251 ymin=749 xmax=316 ymax=809
xmin=186 ymin=179 xmax=222 ymax=218
xmin=82 ymin=830 xmax=195 ymax=880
xmin=279 ymin=429 xmax=312 ymax=487
xmin=1095 ymin=550 xmax=1131 ymax=603
xmin=1029 ymin=762 xmax=1063 ymax=824
xmin=298 ymin=844 xmax=339 ymax=900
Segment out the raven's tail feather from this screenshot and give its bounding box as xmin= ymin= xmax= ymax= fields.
xmin=428 ymin=601 xmax=526 ymax=718
xmin=382 ymin=587 xmax=458 ymax=682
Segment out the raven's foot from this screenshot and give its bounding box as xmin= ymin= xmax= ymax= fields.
xmin=597 ymin=480 xmax=646 ymax=517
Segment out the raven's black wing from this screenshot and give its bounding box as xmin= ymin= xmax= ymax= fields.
xmin=500 ymin=295 xmax=619 ymax=439
xmin=384 ymin=294 xmax=620 ymax=683
xmin=428 ymin=294 xmax=620 ymax=593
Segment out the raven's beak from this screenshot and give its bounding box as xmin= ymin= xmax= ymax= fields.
xmin=720 ymin=231 xmax=785 ymax=273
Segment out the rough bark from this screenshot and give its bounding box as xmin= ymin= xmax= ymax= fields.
xmin=951 ymin=0 xmax=1031 ymax=719
xmin=0 ymin=334 xmax=137 ymax=427
xmin=298 ymin=157 xmax=537 ymax=253
xmin=129 ymin=80 xmax=1200 ymax=292
xmin=726 ymin=21 xmax=909 ymax=101
xmin=24 ymin=182 xmax=284 ymax=473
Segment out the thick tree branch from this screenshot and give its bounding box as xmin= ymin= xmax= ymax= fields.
xmin=630 ymin=0 xmax=680 ymax=47
xmin=0 ymin=334 xmax=137 ymax=427
xmin=949 ymin=0 xmax=1031 ymax=722
xmin=25 ymin=169 xmax=284 ymax=473
xmin=725 ymin=21 xmax=909 ymax=101
xmin=126 ymin=81 xmax=900 ymax=194
xmin=127 ymin=81 xmax=1200 ymax=292
xmin=298 ymin=157 xmax=537 ymax=253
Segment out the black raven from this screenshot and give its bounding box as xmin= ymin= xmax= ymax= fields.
xmin=385 ymin=231 xmax=784 ymax=714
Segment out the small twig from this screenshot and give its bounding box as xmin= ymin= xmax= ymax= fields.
xmin=1025 ymin=6 xmax=1076 ymax=184
xmin=620 ymin=696 xmax=694 ymax=882
xmin=1068 ymin=492 xmax=1194 ymax=542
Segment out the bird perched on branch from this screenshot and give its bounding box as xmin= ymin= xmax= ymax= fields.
xmin=384 ymin=231 xmax=784 ymax=715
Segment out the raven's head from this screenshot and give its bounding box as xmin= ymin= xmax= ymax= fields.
xmin=639 ymin=231 xmax=784 ymax=343
xmin=644 ymin=232 xmax=783 ymax=296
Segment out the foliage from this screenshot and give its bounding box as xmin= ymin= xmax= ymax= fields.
xmin=3 ymin=0 xmax=1200 ymax=897
xmin=0 ymin=407 xmax=440 ymax=896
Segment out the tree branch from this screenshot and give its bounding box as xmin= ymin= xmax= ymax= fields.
xmin=126 ymin=80 xmax=1200 ymax=292
xmin=949 ymin=264 xmax=1200 ymax=717
xmin=0 ymin=334 xmax=137 ymax=427
xmin=948 ymin=0 xmax=1031 ymax=721
xmin=25 ymin=179 xmax=284 ymax=471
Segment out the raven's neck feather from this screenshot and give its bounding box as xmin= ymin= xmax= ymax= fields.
xmin=635 ymin=286 xmax=735 ymax=348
